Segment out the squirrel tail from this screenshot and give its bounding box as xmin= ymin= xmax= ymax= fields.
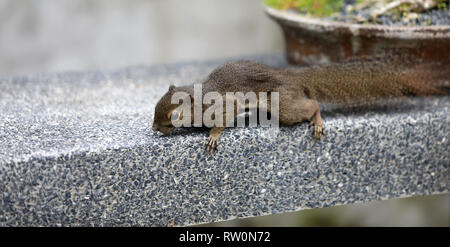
xmin=403 ymin=62 xmax=450 ymax=95
xmin=301 ymin=57 xmax=450 ymax=104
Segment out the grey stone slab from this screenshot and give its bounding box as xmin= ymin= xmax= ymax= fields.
xmin=0 ymin=54 xmax=448 ymax=226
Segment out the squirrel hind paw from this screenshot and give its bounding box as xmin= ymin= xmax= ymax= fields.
xmin=314 ymin=125 xmax=324 ymax=139
xmin=309 ymin=121 xmax=324 ymax=139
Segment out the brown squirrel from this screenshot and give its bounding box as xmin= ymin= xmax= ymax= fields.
xmin=152 ymin=57 xmax=449 ymax=152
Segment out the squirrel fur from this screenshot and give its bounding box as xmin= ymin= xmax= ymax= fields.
xmin=152 ymin=57 xmax=449 ymax=153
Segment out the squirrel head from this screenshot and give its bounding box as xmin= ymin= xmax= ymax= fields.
xmin=152 ymin=84 xmax=193 ymax=134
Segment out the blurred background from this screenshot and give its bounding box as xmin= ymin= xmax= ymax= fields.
xmin=0 ymin=0 xmax=283 ymax=76
xmin=201 ymin=194 xmax=449 ymax=227
xmin=0 ymin=0 xmax=448 ymax=226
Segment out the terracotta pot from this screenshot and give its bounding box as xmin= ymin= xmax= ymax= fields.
xmin=265 ymin=6 xmax=450 ymax=66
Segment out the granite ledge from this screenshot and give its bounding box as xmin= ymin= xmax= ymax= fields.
xmin=0 ymin=54 xmax=448 ymax=226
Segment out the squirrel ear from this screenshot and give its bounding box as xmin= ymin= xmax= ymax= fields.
xmin=169 ymin=84 xmax=175 ymax=92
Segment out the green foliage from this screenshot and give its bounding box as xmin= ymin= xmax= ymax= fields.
xmin=264 ymin=0 xmax=343 ymax=17
xmin=296 ymin=0 xmax=343 ymax=17
xmin=264 ymin=0 xmax=285 ymax=9
xmin=437 ymin=1 xmax=447 ymax=10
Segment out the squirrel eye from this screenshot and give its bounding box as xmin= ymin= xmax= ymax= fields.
xmin=169 ymin=111 xmax=180 ymax=121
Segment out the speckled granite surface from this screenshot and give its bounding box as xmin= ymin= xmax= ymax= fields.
xmin=0 ymin=54 xmax=448 ymax=226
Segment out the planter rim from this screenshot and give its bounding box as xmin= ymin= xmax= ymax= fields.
xmin=264 ymin=6 xmax=450 ymax=39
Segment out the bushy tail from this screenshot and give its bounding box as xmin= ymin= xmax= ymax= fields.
xmin=300 ymin=56 xmax=449 ymax=104
xmin=402 ymin=62 xmax=450 ymax=95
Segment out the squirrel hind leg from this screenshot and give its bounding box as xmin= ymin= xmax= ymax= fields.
xmin=279 ymin=98 xmax=324 ymax=139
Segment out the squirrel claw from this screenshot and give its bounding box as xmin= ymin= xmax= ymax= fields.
xmin=205 ymin=136 xmax=219 ymax=153
xmin=313 ymin=124 xmax=324 ymax=139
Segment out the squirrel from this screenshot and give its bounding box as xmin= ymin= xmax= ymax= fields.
xmin=152 ymin=57 xmax=449 ymax=153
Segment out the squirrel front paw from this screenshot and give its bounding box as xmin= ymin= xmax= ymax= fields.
xmin=205 ymin=136 xmax=219 ymax=153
